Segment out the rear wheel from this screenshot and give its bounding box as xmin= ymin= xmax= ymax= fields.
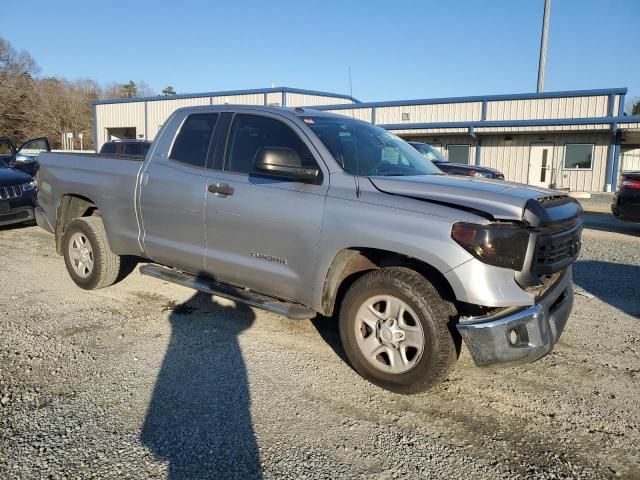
xmin=62 ymin=217 xmax=130 ymax=290
xmin=339 ymin=267 xmax=458 ymax=394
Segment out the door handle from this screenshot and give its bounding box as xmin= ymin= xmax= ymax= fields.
xmin=208 ymin=182 xmax=234 ymax=197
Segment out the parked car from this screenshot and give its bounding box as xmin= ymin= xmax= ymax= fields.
xmin=0 ymin=137 xmax=49 ymax=227
xmin=409 ymin=141 xmax=505 ymax=179
xmin=36 ymin=106 xmax=582 ymax=393
xmin=99 ymin=139 xmax=151 ymax=157
xmin=611 ymin=171 xmax=640 ymax=222
xmin=0 ymin=137 xmax=50 ymax=177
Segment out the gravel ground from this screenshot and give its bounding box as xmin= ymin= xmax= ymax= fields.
xmin=1 ymin=223 xmax=639 ymax=479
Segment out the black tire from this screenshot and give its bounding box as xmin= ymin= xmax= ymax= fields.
xmin=339 ymin=267 xmax=458 ymax=394
xmin=62 ymin=216 xmax=127 ymax=290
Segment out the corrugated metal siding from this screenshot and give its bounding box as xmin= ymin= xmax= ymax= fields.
xmin=376 ymin=102 xmax=482 ymax=124
xmin=486 ymin=96 xmax=609 ymax=121
xmin=552 ymin=134 xmax=609 ymax=192
xmin=96 ymin=103 xmax=145 ymax=148
xmin=286 ymin=93 xmax=354 ymax=107
xmin=266 ymin=92 xmax=282 ymax=106
xmin=325 ymin=108 xmax=373 ymax=122
xmin=621 ymin=148 xmax=640 ymax=173
xmin=210 ymin=93 xmax=264 ymax=105
xmin=146 ymin=97 xmax=210 ymax=139
xmin=480 ymin=133 xmax=609 ymax=191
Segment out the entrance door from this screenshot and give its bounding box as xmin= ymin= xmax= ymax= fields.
xmin=528 ymin=144 xmax=554 ymax=188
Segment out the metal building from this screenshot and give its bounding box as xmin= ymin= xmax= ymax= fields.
xmin=93 ymin=87 xmax=357 ymax=150
xmin=94 ymin=86 xmax=640 ymax=192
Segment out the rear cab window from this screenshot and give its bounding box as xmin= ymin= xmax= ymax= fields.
xmin=123 ymin=143 xmax=150 ymax=156
xmin=100 ymin=143 xmax=117 ymax=154
xmin=170 ymin=114 xmax=219 ymax=168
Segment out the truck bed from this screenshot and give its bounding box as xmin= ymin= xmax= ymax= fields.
xmin=37 ymin=151 xmax=145 ymax=256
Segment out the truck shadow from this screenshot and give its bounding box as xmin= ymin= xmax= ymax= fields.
xmin=140 ymin=291 xmax=262 ymax=479
xmin=573 ymin=260 xmax=640 ymax=319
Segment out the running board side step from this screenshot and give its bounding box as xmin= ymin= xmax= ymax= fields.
xmin=139 ymin=265 xmax=316 ymax=320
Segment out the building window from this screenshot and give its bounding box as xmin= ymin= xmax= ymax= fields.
xmin=447 ymin=144 xmax=470 ymax=164
xmin=563 ymin=144 xmax=594 ymax=170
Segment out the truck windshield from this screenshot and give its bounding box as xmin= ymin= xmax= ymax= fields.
xmin=306 ymin=117 xmax=443 ymax=176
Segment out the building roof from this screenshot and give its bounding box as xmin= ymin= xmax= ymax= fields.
xmin=94 ymin=86 xmax=360 ymax=106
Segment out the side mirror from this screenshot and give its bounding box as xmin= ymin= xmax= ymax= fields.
xmin=254 ymin=147 xmax=319 ymax=182
xmin=11 ymin=153 xmax=35 ymax=165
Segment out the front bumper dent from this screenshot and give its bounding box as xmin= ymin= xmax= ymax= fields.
xmin=456 ymin=268 xmax=573 ymax=367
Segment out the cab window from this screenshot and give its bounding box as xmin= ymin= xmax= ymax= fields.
xmin=225 ymin=114 xmax=316 ymax=175
xmin=170 ymin=114 xmax=219 ymax=168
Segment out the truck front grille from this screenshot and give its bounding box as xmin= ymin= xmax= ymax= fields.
xmin=532 ymin=222 xmax=582 ymax=275
xmin=0 ymin=185 xmax=22 ymax=200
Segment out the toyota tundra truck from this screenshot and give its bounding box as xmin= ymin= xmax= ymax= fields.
xmin=35 ymin=105 xmax=583 ymax=393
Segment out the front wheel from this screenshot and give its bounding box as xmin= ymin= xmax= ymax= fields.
xmin=62 ymin=216 xmax=130 ymax=290
xmin=339 ymin=267 xmax=458 ymax=394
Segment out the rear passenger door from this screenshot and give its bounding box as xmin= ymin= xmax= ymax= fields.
xmin=139 ymin=112 xmax=219 ymax=275
xmin=203 ymin=112 xmax=328 ymax=304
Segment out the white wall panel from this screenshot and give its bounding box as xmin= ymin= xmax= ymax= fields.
xmin=146 ymin=97 xmax=210 ymax=139
xmin=486 ymin=96 xmax=609 ymax=121
xmin=95 ymin=102 xmax=145 ymax=149
xmin=376 ymin=102 xmax=482 ymax=124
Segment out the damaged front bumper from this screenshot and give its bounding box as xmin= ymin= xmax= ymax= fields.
xmin=457 ymin=267 xmax=573 ymax=367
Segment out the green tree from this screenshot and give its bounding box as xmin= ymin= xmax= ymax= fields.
xmin=162 ymin=86 xmax=176 ymax=96
xmin=121 ymin=80 xmax=137 ymax=98
xmin=632 ymin=100 xmax=640 ymax=116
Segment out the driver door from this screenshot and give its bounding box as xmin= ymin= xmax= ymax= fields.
xmin=203 ymin=112 xmax=329 ymax=303
xmin=11 ymin=138 xmax=50 ymax=176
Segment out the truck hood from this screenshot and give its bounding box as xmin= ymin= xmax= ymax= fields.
xmin=369 ymin=175 xmax=565 ymax=221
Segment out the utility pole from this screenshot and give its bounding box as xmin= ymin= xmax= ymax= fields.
xmin=537 ymin=0 xmax=551 ymax=92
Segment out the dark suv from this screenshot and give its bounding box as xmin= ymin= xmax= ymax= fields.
xmin=612 ymin=172 xmax=640 ymax=222
xmin=409 ymin=142 xmax=504 ymax=179
xmin=0 ymin=137 xmax=50 ymax=227
xmin=99 ymin=140 xmax=151 ymax=157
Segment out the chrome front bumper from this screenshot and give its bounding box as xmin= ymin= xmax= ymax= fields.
xmin=457 ymin=268 xmax=573 ymax=367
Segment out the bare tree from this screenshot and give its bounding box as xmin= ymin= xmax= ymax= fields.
xmin=1 ymin=37 xmax=156 ymax=149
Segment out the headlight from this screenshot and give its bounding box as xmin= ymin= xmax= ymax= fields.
xmin=451 ymin=222 xmax=530 ymax=270
xmin=21 ymin=180 xmax=37 ymax=192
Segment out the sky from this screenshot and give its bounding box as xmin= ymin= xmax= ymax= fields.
xmin=3 ymin=0 xmax=639 ymax=109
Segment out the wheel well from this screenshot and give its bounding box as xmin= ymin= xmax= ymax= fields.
xmin=321 ymin=247 xmax=457 ymax=317
xmin=55 ymin=194 xmax=99 ymax=255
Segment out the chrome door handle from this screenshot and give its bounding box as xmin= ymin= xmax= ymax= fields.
xmin=208 ymin=182 xmax=234 ymax=197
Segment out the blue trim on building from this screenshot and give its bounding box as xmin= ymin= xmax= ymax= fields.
xmin=93 ymin=86 xmax=360 ymax=106
xmin=475 ymin=139 xmax=482 ymax=166
xmin=92 ymin=104 xmax=98 ymax=152
xmin=612 ymin=130 xmax=623 ymax=192
xmin=618 ymin=93 xmax=626 ymax=116
xmin=313 ymin=87 xmax=627 ymax=111
xmin=263 ymin=93 xmax=267 ymax=106
xmin=281 ymin=91 xmax=286 ymax=107
xmin=377 ymin=115 xmax=640 ymax=131
xmin=371 ymin=107 xmax=376 ymax=124
xmin=481 ymin=100 xmax=488 ymax=121
xmin=607 ymin=94 xmax=615 ymax=116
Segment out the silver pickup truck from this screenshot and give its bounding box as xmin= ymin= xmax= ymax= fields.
xmin=36 ymin=105 xmax=583 ymax=393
